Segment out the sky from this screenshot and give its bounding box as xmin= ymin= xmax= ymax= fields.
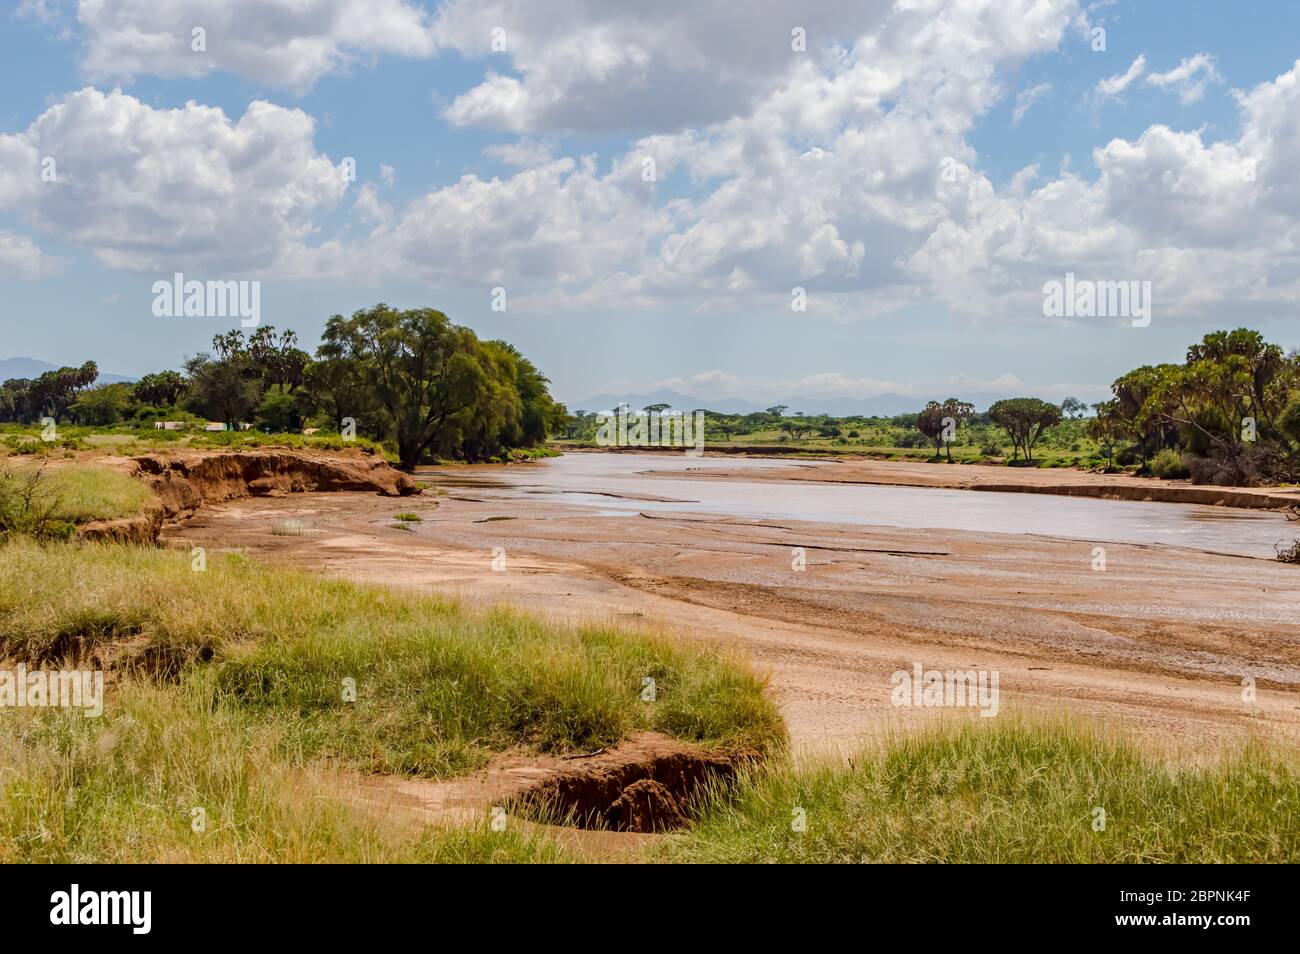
xmin=1 ymin=0 xmax=1299 ymax=407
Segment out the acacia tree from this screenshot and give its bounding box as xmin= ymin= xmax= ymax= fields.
xmin=317 ymin=305 xmax=493 ymax=470
xmin=1060 ymin=396 xmax=1087 ymax=419
xmin=988 ymin=398 xmax=1061 ymax=462
xmin=917 ymin=398 xmax=975 ymax=461
xmin=781 ymin=418 xmax=814 ymax=441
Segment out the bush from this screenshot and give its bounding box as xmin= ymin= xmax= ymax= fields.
xmin=0 ymin=463 xmax=72 ymax=542
xmin=1277 ymin=540 xmax=1300 ymax=564
xmin=1149 ymin=449 xmax=1191 ymax=479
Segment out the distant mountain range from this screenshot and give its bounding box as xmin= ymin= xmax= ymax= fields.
xmin=567 ymin=389 xmax=1026 ymax=416
xmin=0 ymin=357 xmax=135 ymax=385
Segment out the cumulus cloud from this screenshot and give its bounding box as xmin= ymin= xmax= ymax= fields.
xmin=432 ymin=0 xmax=896 ymax=133
xmin=908 ymin=60 xmax=1300 ymax=324
xmin=61 ymin=0 xmax=437 ymax=92
xmin=0 ymin=88 xmax=349 ymax=273
xmin=9 ymin=0 xmax=1299 ymax=339
xmin=340 ymin=0 xmax=1080 ymax=310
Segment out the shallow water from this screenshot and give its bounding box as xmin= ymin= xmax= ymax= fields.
xmin=426 ymin=453 xmax=1296 ymax=558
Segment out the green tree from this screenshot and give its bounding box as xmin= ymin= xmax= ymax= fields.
xmin=317 ymin=304 xmax=498 ymax=470
xmin=185 ymin=333 xmax=263 ymax=427
xmin=134 ymin=370 xmax=189 ymax=409
xmin=30 ymin=362 xmax=98 ymax=421
xmin=1060 ymin=396 xmax=1087 ymax=419
xmin=71 ymin=383 xmax=133 ymax=425
xmin=917 ymin=398 xmax=975 ymax=461
xmin=988 ymin=398 xmax=1061 ymax=462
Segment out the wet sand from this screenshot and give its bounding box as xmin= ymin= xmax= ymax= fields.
xmin=161 ymin=453 xmax=1300 ymax=757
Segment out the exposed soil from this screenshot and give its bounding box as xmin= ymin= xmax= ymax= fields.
xmin=73 ymin=449 xmax=419 ymax=544
xmin=132 ymin=449 xmax=420 ymax=519
xmin=355 ymin=732 xmax=749 ymax=836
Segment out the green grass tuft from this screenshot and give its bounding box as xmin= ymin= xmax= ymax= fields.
xmin=657 ymin=715 xmax=1300 ymax=863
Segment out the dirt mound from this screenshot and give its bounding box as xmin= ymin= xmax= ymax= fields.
xmin=514 ymin=742 xmax=751 ymax=832
xmin=605 ymin=778 xmax=688 ymax=832
xmin=132 ymin=449 xmax=420 ymax=521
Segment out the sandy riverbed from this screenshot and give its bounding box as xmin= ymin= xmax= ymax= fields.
xmin=578 ymin=448 xmax=1300 ymax=509
xmin=160 ymin=453 xmax=1300 ymax=757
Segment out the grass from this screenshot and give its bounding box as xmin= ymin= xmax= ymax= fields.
xmin=269 ymin=518 xmax=313 ymax=536
xmin=1 ymin=461 xmax=153 ymax=541
xmin=0 ymin=423 xmax=395 ymax=461
xmin=393 ymin=512 xmax=422 ymax=522
xmin=0 ymin=541 xmax=782 ymax=772
xmin=0 ymin=680 xmax=571 ymax=863
xmin=5 ymin=543 xmax=1294 ymax=863
xmin=0 ymin=540 xmax=781 ymax=862
xmin=658 ymin=715 xmax=1300 ymax=863
xmin=41 ymin=464 xmax=155 ymax=523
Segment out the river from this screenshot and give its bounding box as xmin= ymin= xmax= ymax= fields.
xmin=424 ymin=453 xmax=1295 ymax=559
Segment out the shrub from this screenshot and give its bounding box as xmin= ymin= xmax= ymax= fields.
xmin=1150 ymin=449 xmax=1191 ymax=479
xmin=1276 ymin=540 xmax=1300 ymax=564
xmin=0 ymin=462 xmax=72 ymax=542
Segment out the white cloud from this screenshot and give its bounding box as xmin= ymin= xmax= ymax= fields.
xmin=65 ymin=0 xmax=437 ymax=92
xmin=1092 ymin=54 xmax=1146 ymax=102
xmin=10 ymin=0 xmax=1299 ymax=342
xmin=0 ymin=230 xmax=59 ymax=279
xmin=0 ymin=88 xmax=348 ymax=273
xmin=1012 ymin=82 xmax=1052 ymax=125
xmin=907 ymin=60 xmax=1300 ymax=324
xmin=1145 ymin=53 xmax=1223 ymax=105
xmin=323 ymin=155 xmax=675 ymax=287
xmin=432 ymin=0 xmax=897 ymax=133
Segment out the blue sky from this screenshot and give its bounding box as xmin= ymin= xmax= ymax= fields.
xmin=1 ymin=0 xmax=1298 ymax=407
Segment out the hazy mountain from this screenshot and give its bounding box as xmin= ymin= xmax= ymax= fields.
xmin=569 ymin=390 xmax=768 ymax=415
xmin=780 ymin=393 xmax=925 ymax=417
xmin=0 ymin=357 xmax=135 ymax=385
xmin=569 ymin=389 xmax=929 ymax=416
xmin=569 ymin=389 xmax=1063 ymax=416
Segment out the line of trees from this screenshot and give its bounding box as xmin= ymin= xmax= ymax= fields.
xmin=1089 ymin=328 xmax=1300 ymax=485
xmin=0 ymin=304 xmax=567 ymax=470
